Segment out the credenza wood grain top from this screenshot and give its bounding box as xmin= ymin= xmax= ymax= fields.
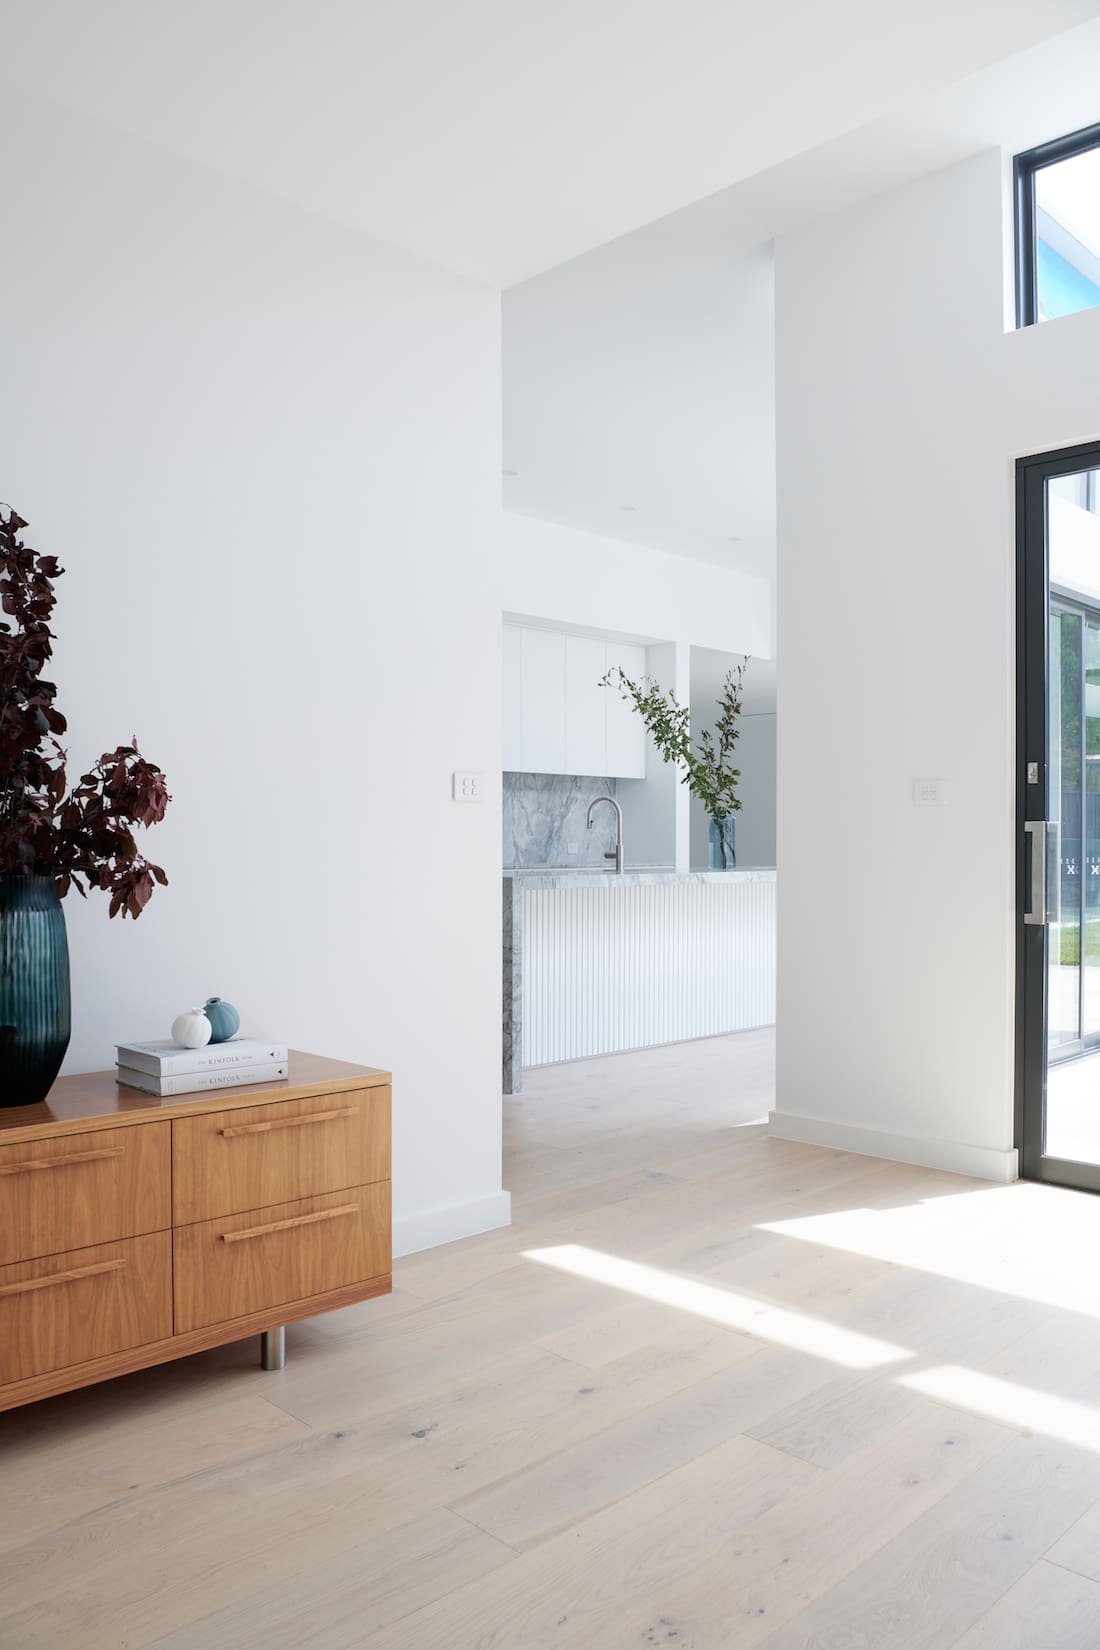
xmin=0 ymin=1052 xmax=391 ymax=1146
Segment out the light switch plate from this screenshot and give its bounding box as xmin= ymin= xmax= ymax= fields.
xmin=913 ymin=778 xmax=946 ymax=807
xmin=452 ymin=771 xmax=484 ymax=802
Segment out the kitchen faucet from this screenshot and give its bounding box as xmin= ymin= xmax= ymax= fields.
xmin=586 ymin=795 xmax=624 ymax=874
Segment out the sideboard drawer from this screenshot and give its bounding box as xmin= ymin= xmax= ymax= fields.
xmin=0 ymin=1231 xmax=171 ymax=1385
xmin=173 ymin=1181 xmax=391 ymax=1333
xmin=172 ymin=1087 xmax=390 ymax=1225
xmin=0 ymin=1122 xmax=170 ymax=1266
xmin=172 ymin=1181 xmax=390 ymax=1333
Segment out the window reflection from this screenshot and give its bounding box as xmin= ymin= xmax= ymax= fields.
xmin=1036 ymin=145 xmax=1100 ymax=323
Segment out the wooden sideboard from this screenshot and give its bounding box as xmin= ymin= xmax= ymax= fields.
xmin=0 ymin=1052 xmax=392 ymax=1412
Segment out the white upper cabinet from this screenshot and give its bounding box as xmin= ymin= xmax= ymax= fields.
xmin=564 ymin=635 xmax=608 ymax=776
xmin=604 ymin=641 xmax=647 ymax=779
xmin=502 ymin=624 xmax=523 ymax=770
xmin=519 ymin=627 xmax=566 ymax=773
xmin=503 ymin=624 xmax=646 ymax=778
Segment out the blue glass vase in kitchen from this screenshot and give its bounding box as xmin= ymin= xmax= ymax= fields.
xmin=707 ymin=814 xmax=737 ymax=870
xmin=0 ymin=873 xmax=71 ymax=1107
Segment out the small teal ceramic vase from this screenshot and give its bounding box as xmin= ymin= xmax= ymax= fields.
xmin=707 ymin=815 xmax=737 ymax=870
xmin=0 ymin=874 xmax=72 ymax=1106
xmin=204 ymin=997 xmax=240 ymax=1043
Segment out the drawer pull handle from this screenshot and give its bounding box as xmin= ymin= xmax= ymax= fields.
xmin=0 ymin=1146 xmax=125 ymax=1176
xmin=219 ymin=1107 xmax=356 ymax=1139
xmin=221 ymin=1204 xmax=358 ymax=1244
xmin=0 ymin=1259 xmax=126 ymax=1299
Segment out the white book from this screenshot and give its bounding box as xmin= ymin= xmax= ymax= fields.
xmin=115 ymin=1038 xmax=289 ymax=1078
xmin=116 ymin=1060 xmax=289 ymax=1097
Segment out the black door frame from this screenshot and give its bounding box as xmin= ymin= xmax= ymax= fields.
xmin=1016 ymin=438 xmax=1100 ymax=1188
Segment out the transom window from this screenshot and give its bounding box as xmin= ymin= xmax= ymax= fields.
xmin=1016 ymin=122 xmax=1100 ymax=327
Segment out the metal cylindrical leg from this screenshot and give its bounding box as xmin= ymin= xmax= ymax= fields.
xmin=260 ymin=1326 xmax=286 ymax=1371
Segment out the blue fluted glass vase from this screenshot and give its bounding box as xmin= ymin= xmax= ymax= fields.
xmin=0 ymin=874 xmax=71 ymax=1107
xmin=707 ymin=815 xmax=737 ymax=870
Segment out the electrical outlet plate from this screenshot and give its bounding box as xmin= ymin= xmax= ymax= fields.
xmin=452 ymin=770 xmax=484 ymax=802
xmin=912 ymin=778 xmax=946 ymax=807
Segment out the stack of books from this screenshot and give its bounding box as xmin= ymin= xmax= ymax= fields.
xmin=116 ymin=1038 xmax=290 ymax=1096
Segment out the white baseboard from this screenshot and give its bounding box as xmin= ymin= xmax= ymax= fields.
xmin=392 ymin=1190 xmax=513 ymax=1259
xmin=767 ymin=1110 xmax=1019 ymax=1184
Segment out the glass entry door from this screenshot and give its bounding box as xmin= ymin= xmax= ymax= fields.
xmin=1019 ymin=444 xmax=1100 ymax=1186
xmin=1047 ymin=603 xmax=1100 ymax=1058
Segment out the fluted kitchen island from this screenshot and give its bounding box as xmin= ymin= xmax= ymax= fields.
xmin=503 ymin=867 xmax=776 ymax=1092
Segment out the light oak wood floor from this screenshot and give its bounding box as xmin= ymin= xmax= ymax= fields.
xmin=6 ymin=1029 xmax=1100 ymax=1647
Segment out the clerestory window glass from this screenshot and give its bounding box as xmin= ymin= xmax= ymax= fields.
xmin=1016 ymin=123 xmax=1100 ymax=327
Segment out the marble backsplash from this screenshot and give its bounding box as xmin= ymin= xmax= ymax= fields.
xmin=503 ymin=773 xmax=618 ymax=867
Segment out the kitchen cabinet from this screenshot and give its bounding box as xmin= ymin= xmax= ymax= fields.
xmin=502 ymin=624 xmax=523 ymax=770
xmin=604 ymin=641 xmax=647 ymax=778
xmin=564 ymin=635 xmax=608 ymax=777
xmin=503 ymin=623 xmax=646 ymax=778
xmin=519 ymin=627 xmax=566 ymax=773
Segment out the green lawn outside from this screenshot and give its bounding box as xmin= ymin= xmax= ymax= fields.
xmin=1058 ymin=919 xmax=1100 ymax=966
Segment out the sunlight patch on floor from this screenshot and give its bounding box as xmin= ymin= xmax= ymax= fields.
xmin=901 ymin=1364 xmax=1100 ymax=1452
xmin=759 ymin=1181 xmax=1100 ymax=1317
xmin=524 ymin=1243 xmax=912 ymax=1370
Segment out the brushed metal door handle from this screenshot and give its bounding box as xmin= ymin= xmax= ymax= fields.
xmin=1025 ymin=820 xmax=1047 ymax=925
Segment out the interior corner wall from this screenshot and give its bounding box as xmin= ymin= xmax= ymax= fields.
xmin=773 ymin=145 xmax=1100 ymax=1182
xmin=0 ymin=89 xmax=508 ymax=1254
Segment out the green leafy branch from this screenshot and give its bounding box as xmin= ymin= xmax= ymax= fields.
xmin=599 ymin=661 xmax=748 ymax=823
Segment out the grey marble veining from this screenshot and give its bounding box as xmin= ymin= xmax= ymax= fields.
xmin=502 ymin=877 xmax=522 ymax=1096
xmin=503 ymin=773 xmax=618 ymax=868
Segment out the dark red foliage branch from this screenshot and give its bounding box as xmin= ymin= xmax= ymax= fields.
xmin=0 ymin=507 xmax=170 ymax=918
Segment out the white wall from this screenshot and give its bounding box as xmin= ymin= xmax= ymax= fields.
xmin=738 ymin=715 xmax=777 ymax=867
xmin=0 ymin=90 xmax=508 ymax=1254
xmin=502 ymin=512 xmax=774 ymax=657
xmin=773 ymin=146 xmax=1100 ymax=1182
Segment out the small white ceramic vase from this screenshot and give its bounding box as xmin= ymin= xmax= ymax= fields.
xmin=172 ymin=1006 xmax=212 ymax=1049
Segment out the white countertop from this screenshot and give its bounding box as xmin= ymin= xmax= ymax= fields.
xmin=503 ymin=866 xmax=776 ymax=888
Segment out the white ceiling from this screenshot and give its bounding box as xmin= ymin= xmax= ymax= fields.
xmin=503 ymin=15 xmax=1100 ymax=578
xmin=504 ymin=234 xmax=775 ymax=577
xmin=5 ymin=3 xmax=1100 ymax=586
xmin=1 ymin=0 xmax=1096 ymax=287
